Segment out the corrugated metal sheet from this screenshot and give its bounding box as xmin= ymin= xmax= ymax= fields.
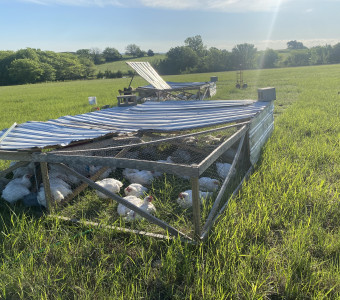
xmin=0 ymin=100 xmax=269 ymax=150
xmin=126 ymin=62 xmax=171 ymax=90
xmin=249 ymin=101 xmax=274 ymax=164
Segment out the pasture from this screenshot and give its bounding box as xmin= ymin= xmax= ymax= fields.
xmin=0 ymin=64 xmax=339 ymax=299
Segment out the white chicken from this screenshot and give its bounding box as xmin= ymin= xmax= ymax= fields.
xmin=10 ymin=161 xmax=36 ymax=178
xmin=123 ymin=169 xmax=154 ymax=185
xmin=216 ymin=162 xmax=232 ymax=179
xmin=117 ymin=195 xmax=156 ymax=221
xmin=199 ymin=177 xmax=220 ymax=192
xmin=124 ymin=183 xmax=148 ymax=197
xmin=37 ymin=175 xmax=72 ymax=207
xmin=89 ymin=165 xmax=115 ymax=180
xmin=95 ymin=178 xmax=123 ymax=199
xmin=1 ymin=174 xmax=32 ymax=204
xmin=177 ymin=190 xmax=213 ymax=209
xmin=49 ymin=164 xmax=81 ymax=185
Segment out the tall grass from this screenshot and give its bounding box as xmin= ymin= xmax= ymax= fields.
xmin=0 ymin=64 xmax=339 ymax=299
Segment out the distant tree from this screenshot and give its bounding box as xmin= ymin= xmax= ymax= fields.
xmin=184 ymin=35 xmax=207 ymax=56
xmin=102 ymin=47 xmax=122 ymax=62
xmin=8 ymin=59 xmax=43 ymax=84
xmin=76 ymin=49 xmax=92 ymax=60
xmin=158 ymin=46 xmax=198 ymax=74
xmin=329 ymin=43 xmax=340 ymax=64
xmin=284 ymin=50 xmax=310 ymax=66
xmin=200 ymin=47 xmax=233 ymax=72
xmin=257 ymin=49 xmax=278 ymax=69
xmin=310 ymin=45 xmax=331 ymax=65
xmin=125 ymin=44 xmax=144 ymax=57
xmin=147 ymin=49 xmax=154 ymax=57
xmin=287 ymin=40 xmax=307 ymax=50
xmin=232 ymin=43 xmax=257 ymax=69
xmin=90 ymin=48 xmax=105 ymax=64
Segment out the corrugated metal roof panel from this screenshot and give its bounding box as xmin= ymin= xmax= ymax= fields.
xmin=0 ymin=100 xmax=269 ymax=150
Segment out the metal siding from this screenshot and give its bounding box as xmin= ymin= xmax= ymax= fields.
xmin=249 ymin=102 xmax=274 ymax=165
xmin=0 ymin=100 xmax=270 ymax=150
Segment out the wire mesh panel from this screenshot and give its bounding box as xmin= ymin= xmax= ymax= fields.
xmin=27 ymin=122 xmax=249 ymax=240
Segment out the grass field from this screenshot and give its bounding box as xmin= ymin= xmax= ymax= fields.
xmin=0 ymin=64 xmax=339 ymax=299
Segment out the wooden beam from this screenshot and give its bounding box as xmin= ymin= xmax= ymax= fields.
xmin=0 ymin=150 xmax=33 ymax=161
xmin=56 ymin=163 xmax=193 ymax=241
xmin=191 ymin=177 xmax=201 ymax=240
xmin=40 ymin=162 xmax=53 ymax=212
xmin=202 ymin=134 xmax=246 ymax=234
xmin=51 ymin=215 xmax=196 ymax=244
xmin=33 ymin=153 xmax=199 ymax=178
xmin=201 ymin=165 xmax=253 ymax=240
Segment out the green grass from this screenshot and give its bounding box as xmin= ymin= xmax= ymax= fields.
xmin=0 ymin=64 xmax=339 ymax=299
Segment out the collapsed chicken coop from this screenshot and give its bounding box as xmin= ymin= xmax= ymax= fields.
xmin=0 ymin=87 xmax=275 ymax=242
xmin=117 ymin=62 xmax=217 ymax=106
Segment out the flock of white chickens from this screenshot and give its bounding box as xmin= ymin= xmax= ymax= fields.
xmin=1 ymin=158 xmax=232 ymax=222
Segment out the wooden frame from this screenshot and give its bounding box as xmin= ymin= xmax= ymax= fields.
xmin=0 ymin=98 xmax=275 ymax=243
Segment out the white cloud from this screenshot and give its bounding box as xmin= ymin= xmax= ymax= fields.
xmin=20 ymin=0 xmax=294 ymax=12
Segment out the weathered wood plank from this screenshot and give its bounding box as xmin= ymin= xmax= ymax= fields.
xmin=0 ymin=151 xmax=33 ymax=161
xmin=191 ymin=177 xmax=201 ymax=240
xmin=202 ymin=134 xmax=246 ymax=233
xmin=201 ymin=165 xmax=253 ymax=240
xmin=33 ymin=153 xmax=199 ymax=178
xmin=40 ymin=162 xmax=53 ymax=212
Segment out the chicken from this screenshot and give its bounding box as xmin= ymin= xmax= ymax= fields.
xmin=177 ymin=190 xmax=213 ymax=209
xmin=199 ymin=177 xmax=220 ymax=192
xmin=216 ymin=162 xmax=232 ymax=179
xmin=124 ymin=183 xmax=148 ymax=197
xmin=123 ymin=169 xmax=154 ymax=185
xmin=95 ymin=178 xmax=123 ymax=199
xmin=37 ymin=175 xmax=72 ymax=207
xmin=0 ymin=178 xmax=10 ymax=192
xmin=89 ymin=165 xmax=115 ymax=180
xmin=49 ymin=164 xmax=81 ymax=185
xmin=1 ymin=174 xmax=32 ymax=204
xmin=117 ymin=195 xmax=156 ymax=221
xmin=10 ymin=161 xmax=36 ymax=178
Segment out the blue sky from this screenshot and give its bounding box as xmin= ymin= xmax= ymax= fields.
xmin=1 ymin=0 xmax=340 ymax=53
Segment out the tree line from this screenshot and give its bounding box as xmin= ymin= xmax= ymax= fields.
xmin=1 ymin=37 xmax=340 ymax=85
xmin=155 ymin=36 xmax=340 ymax=75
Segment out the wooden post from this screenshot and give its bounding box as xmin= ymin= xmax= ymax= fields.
xmin=191 ymin=176 xmax=201 ymax=240
xmin=40 ymin=162 xmax=53 ymax=212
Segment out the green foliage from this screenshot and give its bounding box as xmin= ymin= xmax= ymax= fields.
xmin=102 ymin=47 xmax=122 ymax=62
xmin=284 ymin=50 xmax=310 ymax=67
xmin=184 ymin=35 xmax=207 ymax=56
xmin=287 ymin=40 xmax=308 ymax=50
xmin=125 ymin=44 xmax=144 ymax=58
xmin=257 ymin=48 xmax=279 ymax=69
xmin=8 ymin=59 xmax=44 ymax=84
xmin=147 ymin=49 xmax=154 ymax=57
xmin=158 ymin=46 xmax=199 ymax=74
xmin=232 ymin=43 xmax=257 ymax=69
